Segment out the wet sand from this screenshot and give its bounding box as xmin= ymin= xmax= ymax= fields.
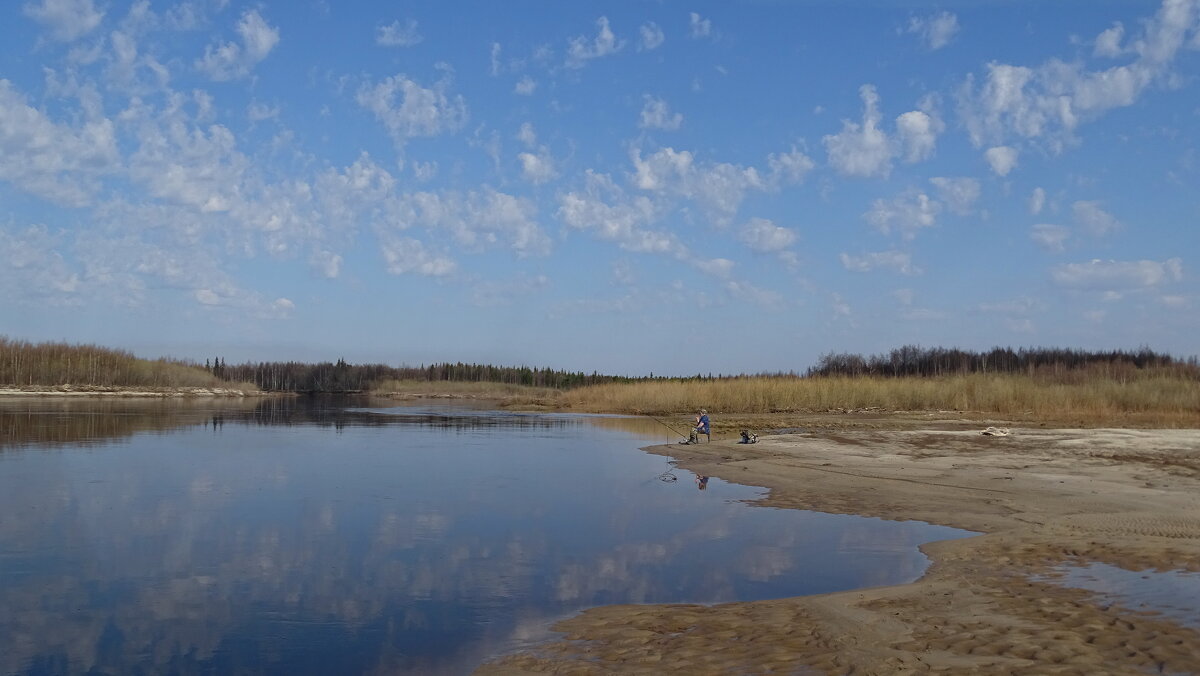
xmin=479 ymin=422 xmax=1200 ymax=674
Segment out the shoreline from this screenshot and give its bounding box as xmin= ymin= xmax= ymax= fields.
xmin=0 ymin=385 xmax=271 ymax=398
xmin=480 ymin=421 xmax=1200 ymax=674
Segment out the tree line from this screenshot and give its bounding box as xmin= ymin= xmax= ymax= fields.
xmin=806 ymin=345 xmax=1199 ymax=378
xmin=211 ymin=358 xmax=644 ymax=392
xmin=0 ymin=337 xmax=224 ymax=388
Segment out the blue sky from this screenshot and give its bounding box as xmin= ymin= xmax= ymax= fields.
xmin=2 ymin=0 xmax=1198 ymax=375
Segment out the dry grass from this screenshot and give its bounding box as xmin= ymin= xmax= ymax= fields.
xmin=556 ymin=373 xmax=1200 ymax=427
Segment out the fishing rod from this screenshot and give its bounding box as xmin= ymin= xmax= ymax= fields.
xmin=649 ymin=415 xmax=690 ymax=441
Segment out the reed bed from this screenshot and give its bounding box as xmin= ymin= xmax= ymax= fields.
xmin=558 ymin=372 xmax=1200 ymax=425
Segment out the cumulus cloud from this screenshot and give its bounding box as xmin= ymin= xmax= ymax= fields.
xmin=895 ymin=110 xmax=943 ymax=162
xmin=1029 ymin=187 xmax=1046 ymax=215
xmin=824 ymin=86 xmax=941 ymax=176
xmin=392 ymin=188 xmax=551 ymax=257
xmin=839 ymin=250 xmax=921 ymax=275
xmin=311 ymin=250 xmax=342 ymax=279
xmin=1051 ymin=258 xmax=1183 ymax=290
xmin=1030 ymin=224 xmax=1070 ymax=252
xmin=929 ymin=177 xmax=981 ymax=215
xmin=557 ymin=170 xmax=678 ymax=254
xmin=984 ymin=145 xmax=1018 ymax=176
xmin=0 ymin=79 xmax=119 ymax=206
xmin=379 ymin=236 xmax=457 ymax=277
xmin=356 ymin=73 xmax=468 ymax=153
xmin=518 ymin=149 xmax=558 ymax=185
xmin=768 ymin=148 xmax=816 ymax=184
xmin=738 ymin=218 xmax=796 ymax=253
xmin=864 ymin=191 xmax=941 ymax=240
xmin=689 ymin=12 xmax=712 ymax=39
xmin=639 ymin=22 xmax=664 ymax=50
xmin=905 ymin=12 xmax=960 ymax=50
xmin=823 ymin=85 xmax=893 ymax=177
xmin=376 ymin=19 xmax=422 ymax=47
xmin=0 ymin=222 xmax=81 ymax=302
xmin=639 ymin=95 xmax=683 ymax=131
xmin=566 ymin=16 xmax=622 ymax=68
xmin=23 ymin=0 xmax=104 ymax=42
xmin=1094 ymin=22 xmax=1126 ymax=58
xmin=514 ymin=75 xmax=537 ymax=95
xmin=958 ymin=0 xmax=1200 ymax=150
xmin=629 ymin=147 xmax=768 ymax=225
xmin=1072 ymin=200 xmax=1121 ymax=236
xmin=124 ymin=96 xmax=249 ymax=213
xmin=196 ymin=9 xmax=280 ymax=81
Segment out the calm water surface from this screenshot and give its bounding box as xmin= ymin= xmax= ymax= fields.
xmin=0 ymin=397 xmax=973 ymax=675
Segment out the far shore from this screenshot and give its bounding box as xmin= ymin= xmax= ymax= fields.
xmin=0 ymin=385 xmax=270 ymax=398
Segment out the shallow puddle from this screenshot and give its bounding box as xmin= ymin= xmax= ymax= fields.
xmin=1037 ymin=562 xmax=1200 ymax=628
xmin=0 ymin=397 xmax=975 ymax=675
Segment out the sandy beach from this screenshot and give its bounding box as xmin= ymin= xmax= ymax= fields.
xmin=480 ymin=419 xmax=1200 ymax=674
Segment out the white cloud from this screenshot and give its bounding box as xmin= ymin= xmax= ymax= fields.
xmin=958 ymin=0 xmax=1200 ymax=150
xmin=823 ymin=85 xmax=893 ymax=178
xmin=639 ymin=22 xmax=664 ymax=50
xmin=1094 ymin=22 xmax=1126 ymax=58
xmin=518 ymin=149 xmax=558 ymax=185
xmin=639 ymin=95 xmax=683 ymax=131
xmin=0 ymin=222 xmax=81 ymax=302
xmin=356 ymin=73 xmax=468 ymax=153
xmin=516 ymin=122 xmax=537 ymax=148
xmin=892 ymin=288 xmax=915 ymax=305
xmin=689 ymin=12 xmax=712 ymax=39
xmin=490 ymin=42 xmax=502 ymax=76
xmin=905 ymin=12 xmax=960 ymax=50
xmin=1072 ymin=200 xmax=1121 ymax=236
xmin=984 ymin=145 xmax=1018 ymax=176
xmin=839 ymin=250 xmax=920 ymax=275
xmin=0 ymin=79 xmax=119 ymax=206
xmin=767 ymin=148 xmax=815 ymax=185
xmin=379 ymin=236 xmax=457 ymax=277
xmin=929 ymin=177 xmax=981 ymax=215
xmin=629 ymin=147 xmax=767 ymax=225
xmin=514 ymin=75 xmax=537 ymax=95
xmin=376 ymin=19 xmax=422 ymax=47
xmin=196 ymin=9 xmax=280 ymax=81
xmin=1030 ymin=224 xmax=1070 ymax=252
xmin=738 ymin=218 xmax=796 ymax=252
xmin=23 ymin=0 xmax=104 ymax=42
xmin=557 ymin=170 xmax=678 ymax=254
xmin=394 ymin=188 xmax=551 ymax=257
xmin=864 ymin=192 xmax=941 ymax=240
xmin=895 ymin=110 xmax=943 ymax=162
xmin=247 ymin=101 xmax=280 ymax=121
xmin=566 ymin=16 xmax=622 ymax=68
xmin=1051 ymin=258 xmax=1183 ymax=289
xmin=195 ymin=288 xmax=220 ymax=305
xmin=311 ymin=250 xmax=342 ymax=279
xmin=124 ymin=97 xmax=249 ymax=213
xmin=1029 ymin=187 xmax=1046 ymax=215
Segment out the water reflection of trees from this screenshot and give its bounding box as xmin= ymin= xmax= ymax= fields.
xmin=0 ymin=397 xmax=600 ymax=450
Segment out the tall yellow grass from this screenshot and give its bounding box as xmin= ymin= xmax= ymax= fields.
xmin=558 ymin=372 xmax=1200 ymax=424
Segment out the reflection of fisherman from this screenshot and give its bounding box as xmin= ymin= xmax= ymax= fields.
xmin=696 ymin=475 xmax=709 ymax=490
